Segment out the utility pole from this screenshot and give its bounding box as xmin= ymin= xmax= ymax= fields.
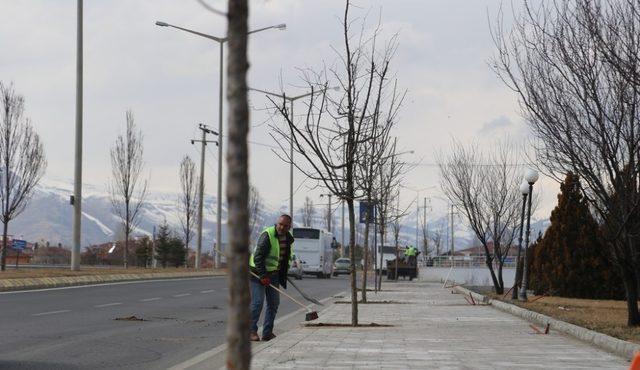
xmin=192 ymin=124 xmax=218 ymax=270
xmin=423 ymin=197 xmax=427 ymax=258
xmin=71 ymin=0 xmax=83 ymax=271
xmin=327 ymin=194 xmax=332 ymax=233
xmin=341 ymin=200 xmax=345 ymax=256
xmin=450 ymin=204 xmax=454 ymax=263
xmin=152 ymin=225 xmax=157 ymax=268
xmin=415 ymin=195 xmax=419 ymax=248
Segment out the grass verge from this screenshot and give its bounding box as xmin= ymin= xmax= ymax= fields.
xmin=490 ymin=293 xmax=640 ymax=344
xmin=0 ymin=267 xmax=222 ymax=280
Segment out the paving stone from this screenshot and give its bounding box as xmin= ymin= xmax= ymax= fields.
xmin=250 ymin=281 xmax=629 ymax=369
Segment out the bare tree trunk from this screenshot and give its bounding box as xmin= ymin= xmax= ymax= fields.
xmin=623 ymin=268 xmax=640 ymax=326
xmin=225 ymin=0 xmax=250 ymax=368
xmin=347 ymin=199 xmax=358 ymax=326
xmin=124 ymin=204 xmax=129 ymax=268
xmin=361 ymin=218 xmax=370 ymax=302
xmin=1 ymin=221 xmax=7 ymax=271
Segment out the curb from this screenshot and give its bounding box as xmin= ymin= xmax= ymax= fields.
xmin=167 ymin=291 xmax=345 ymax=370
xmin=453 ymin=285 xmax=640 ymax=360
xmin=0 ymin=271 xmax=225 ymax=292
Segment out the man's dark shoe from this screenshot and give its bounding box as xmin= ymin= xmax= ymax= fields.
xmin=250 ymin=332 xmax=260 ymax=342
xmin=261 ymin=333 xmax=276 ymax=341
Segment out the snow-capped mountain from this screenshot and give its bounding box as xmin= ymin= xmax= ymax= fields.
xmin=10 ymin=179 xmax=240 ymax=248
xmin=8 ymin=179 xmax=549 ymax=250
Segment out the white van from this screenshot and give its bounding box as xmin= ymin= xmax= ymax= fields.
xmin=373 ymin=245 xmax=403 ymax=275
xmin=292 ymin=227 xmax=335 ymax=278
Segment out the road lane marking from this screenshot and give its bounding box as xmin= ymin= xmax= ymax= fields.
xmin=94 ymin=302 xmax=122 ymax=308
xmin=173 ymin=293 xmax=191 ymax=297
xmin=32 ymin=309 xmax=71 ymax=316
xmin=140 ymin=297 xmax=161 ymax=302
xmin=200 ymin=290 xmax=215 ymax=293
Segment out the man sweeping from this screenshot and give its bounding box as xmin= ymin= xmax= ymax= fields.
xmin=249 ymin=214 xmax=294 ymax=341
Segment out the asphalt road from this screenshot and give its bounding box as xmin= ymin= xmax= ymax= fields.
xmin=0 ymin=274 xmax=351 ymax=369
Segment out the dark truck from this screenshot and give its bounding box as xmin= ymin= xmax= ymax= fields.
xmin=386 ymin=257 xmax=418 ymax=281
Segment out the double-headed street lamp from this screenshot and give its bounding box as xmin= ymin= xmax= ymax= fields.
xmin=248 ymin=86 xmax=338 ymax=223
xmin=512 ymin=180 xmax=530 ymax=300
xmin=155 ymin=21 xmax=285 ymax=268
xmin=518 ymin=169 xmax=539 ymax=301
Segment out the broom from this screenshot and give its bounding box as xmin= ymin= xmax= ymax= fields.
xmin=249 ymin=270 xmax=319 ymax=321
xmin=287 ymin=277 xmax=324 ymax=306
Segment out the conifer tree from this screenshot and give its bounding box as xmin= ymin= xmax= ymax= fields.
xmin=528 ymin=173 xmax=622 ymax=299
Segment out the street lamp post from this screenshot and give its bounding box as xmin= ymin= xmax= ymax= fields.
xmin=512 ymin=181 xmax=530 ymax=300
xmin=155 ymin=21 xmax=285 ymax=268
xmin=71 ymin=0 xmax=83 ymax=271
xmin=248 ymin=86 xmax=338 ymax=224
xmin=519 ymin=169 xmax=539 ymax=301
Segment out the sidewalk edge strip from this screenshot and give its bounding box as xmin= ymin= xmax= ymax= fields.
xmin=168 ymin=291 xmax=344 ymax=370
xmin=453 ymin=285 xmax=640 ymax=360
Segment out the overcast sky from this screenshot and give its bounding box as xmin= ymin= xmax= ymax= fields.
xmin=0 ymin=0 xmax=555 ymax=223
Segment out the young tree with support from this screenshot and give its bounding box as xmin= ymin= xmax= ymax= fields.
xmin=109 ymin=110 xmax=147 ymax=269
xmin=0 ymin=83 xmax=46 ymax=271
xmin=178 ymin=155 xmax=197 ymax=267
xmin=268 ymin=1 xmax=401 ymax=326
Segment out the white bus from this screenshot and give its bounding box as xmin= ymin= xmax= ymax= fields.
xmin=292 ymin=227 xmax=336 ymax=278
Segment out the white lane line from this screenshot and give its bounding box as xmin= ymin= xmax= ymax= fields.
xmin=173 ymin=293 xmax=191 ymax=298
xmin=200 ymin=290 xmax=215 ymax=294
xmin=140 ymin=297 xmax=161 ymax=302
xmin=94 ymin=302 xmax=122 ymax=308
xmin=32 ymin=309 xmax=71 ymax=316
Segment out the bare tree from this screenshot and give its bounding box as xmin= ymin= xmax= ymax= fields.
xmin=248 ymin=184 xmax=263 ymax=243
xmin=389 ymin=193 xmax=405 ymax=281
xmin=109 ymin=110 xmax=147 ymax=269
xmin=438 ymin=140 xmax=521 ymax=294
xmin=300 ymin=196 xmax=316 ymax=227
xmin=375 ymin=140 xmax=409 ymax=289
xmin=179 ymin=155 xmax=198 ymax=267
xmin=225 ymin=0 xmax=251 ymax=367
xmin=268 ymin=1 xmax=400 ymax=325
xmin=429 ymin=221 xmax=445 ymax=257
xmin=354 ymin=54 xmax=403 ymax=300
xmin=491 ymin=0 xmax=640 ymax=325
xmin=0 ymin=83 xmax=46 ymax=271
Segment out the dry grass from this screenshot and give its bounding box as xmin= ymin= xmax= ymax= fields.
xmin=492 ymin=293 xmax=640 ymax=343
xmin=0 ymin=267 xmax=219 ymax=280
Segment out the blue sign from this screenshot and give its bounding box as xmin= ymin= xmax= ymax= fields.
xmin=11 ymin=239 xmax=26 ymax=250
xmin=359 ymin=202 xmax=376 ymax=224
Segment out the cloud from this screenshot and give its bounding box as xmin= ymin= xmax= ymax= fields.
xmin=478 ymin=115 xmax=513 ymax=135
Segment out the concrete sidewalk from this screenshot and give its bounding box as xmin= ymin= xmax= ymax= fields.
xmin=249 ymin=281 xmax=629 ymax=369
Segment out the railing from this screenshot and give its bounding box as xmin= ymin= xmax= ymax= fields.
xmin=423 ymin=256 xmax=517 ymax=269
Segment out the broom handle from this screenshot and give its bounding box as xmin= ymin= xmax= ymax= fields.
xmin=249 ymin=270 xmax=309 ymax=310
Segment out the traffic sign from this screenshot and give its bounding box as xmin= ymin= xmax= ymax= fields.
xmin=359 ymin=202 xmax=376 ymax=223
xmin=11 ymin=239 xmax=26 ymax=250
